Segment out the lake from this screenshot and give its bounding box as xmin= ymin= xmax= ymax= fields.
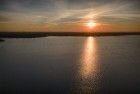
xmin=0 ymin=36 xmax=140 ymax=94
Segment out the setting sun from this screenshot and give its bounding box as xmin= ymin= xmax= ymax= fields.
xmin=86 ymin=20 xmax=97 ymax=29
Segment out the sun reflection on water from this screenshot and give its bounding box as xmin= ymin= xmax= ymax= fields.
xmin=81 ymin=37 xmax=97 ymax=79
xmin=77 ymin=37 xmax=98 ymax=94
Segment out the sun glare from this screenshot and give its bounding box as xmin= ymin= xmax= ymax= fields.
xmin=86 ymin=20 xmax=97 ymax=29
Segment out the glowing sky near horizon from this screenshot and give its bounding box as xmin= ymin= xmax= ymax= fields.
xmin=0 ymin=0 xmax=140 ymax=32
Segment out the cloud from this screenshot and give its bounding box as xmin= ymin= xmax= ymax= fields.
xmin=0 ymin=15 xmax=12 ymax=23
xmin=0 ymin=0 xmax=140 ymax=25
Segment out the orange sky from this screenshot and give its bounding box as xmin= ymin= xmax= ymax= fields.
xmin=1 ymin=22 xmax=140 ymax=32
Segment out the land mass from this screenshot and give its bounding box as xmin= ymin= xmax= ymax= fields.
xmin=0 ymin=32 xmax=140 ymax=38
xmin=0 ymin=39 xmax=4 ymax=41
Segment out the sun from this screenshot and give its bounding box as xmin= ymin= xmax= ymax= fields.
xmin=86 ymin=20 xmax=97 ymax=29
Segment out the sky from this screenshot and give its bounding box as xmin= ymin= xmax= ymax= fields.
xmin=0 ymin=0 xmax=140 ymax=32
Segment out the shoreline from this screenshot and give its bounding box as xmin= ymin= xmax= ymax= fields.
xmin=0 ymin=32 xmax=140 ymax=38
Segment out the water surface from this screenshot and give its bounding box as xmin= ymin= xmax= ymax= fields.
xmin=0 ymin=36 xmax=140 ymax=94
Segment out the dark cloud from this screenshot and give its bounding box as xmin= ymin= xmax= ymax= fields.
xmin=0 ymin=15 xmax=12 ymax=22
xmin=1 ymin=0 xmax=137 ymax=13
xmin=1 ymin=0 xmax=140 ymax=10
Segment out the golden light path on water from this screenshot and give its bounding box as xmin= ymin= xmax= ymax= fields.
xmin=77 ymin=37 xmax=99 ymax=94
xmin=81 ymin=37 xmax=96 ymax=78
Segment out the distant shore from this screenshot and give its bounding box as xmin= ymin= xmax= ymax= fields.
xmin=0 ymin=32 xmax=140 ymax=38
xmin=0 ymin=39 xmax=5 ymax=42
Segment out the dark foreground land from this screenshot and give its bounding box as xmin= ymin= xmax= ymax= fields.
xmin=0 ymin=39 xmax=4 ymax=42
xmin=0 ymin=32 xmax=140 ymax=38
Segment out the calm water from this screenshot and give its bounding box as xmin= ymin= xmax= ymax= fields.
xmin=0 ymin=36 xmax=140 ymax=94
